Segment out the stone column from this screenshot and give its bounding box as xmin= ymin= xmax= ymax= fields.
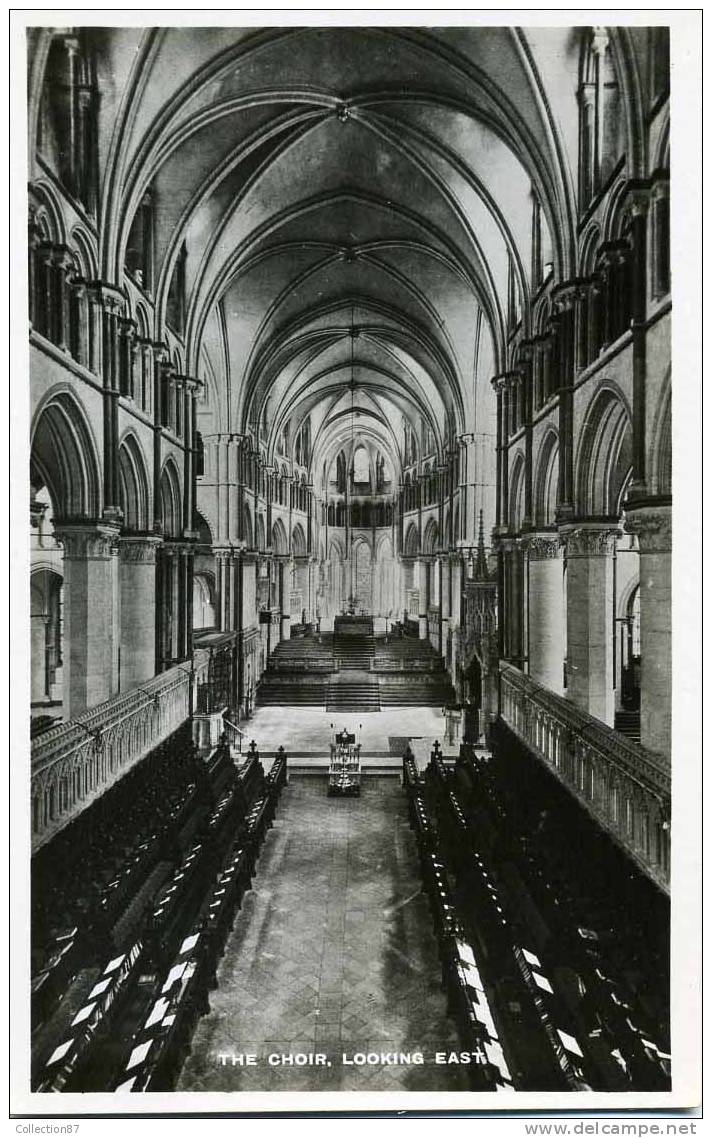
xmin=629 ymin=190 xmax=651 ymax=499
xmin=524 ymin=533 xmax=564 ymax=694
xmin=54 ymin=522 xmax=121 ymax=717
xmin=413 ymin=559 xmax=428 ymax=639
xmin=31 ymin=614 xmax=49 ymax=702
xmin=28 ymin=211 xmax=42 ymax=331
xmin=68 ymin=275 xmax=89 ymax=367
xmin=624 ymin=504 xmax=671 ymax=757
xmin=86 ymin=282 xmax=104 ymax=376
xmin=519 ymin=344 xmax=534 ymax=529
xmin=588 ymin=274 xmax=604 ymax=364
xmin=52 ymin=245 xmax=75 ymax=353
xmin=561 ymin=523 xmax=619 ymax=726
xmin=36 ymin=243 xmax=56 ymax=343
xmin=118 ymin=317 xmax=137 ymax=398
xmin=280 ymin=556 xmax=292 ymax=640
xmin=491 ymin=377 xmax=505 ymax=528
xmin=553 ymin=284 xmax=577 ymax=522
xmin=119 ymin=536 xmax=161 ymax=690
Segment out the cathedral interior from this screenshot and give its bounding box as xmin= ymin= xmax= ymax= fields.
xmin=26 ymin=25 xmax=672 ymax=1096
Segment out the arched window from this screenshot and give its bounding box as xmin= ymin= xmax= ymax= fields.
xmin=193 ymin=575 xmax=216 ymax=630
xmin=507 ymin=252 xmax=521 ymax=330
xmin=37 ymin=32 xmax=98 ymax=211
xmin=652 ymin=181 xmax=670 ymax=298
xmin=352 ymin=445 xmax=370 ymax=485
xmin=166 ymin=241 xmax=187 ymax=336
xmin=578 ymin=28 xmax=622 ymax=210
xmin=649 ymin=27 xmax=670 ymax=105
xmin=531 ymin=192 xmax=553 ymax=289
xmin=125 ymin=191 xmax=155 ymax=291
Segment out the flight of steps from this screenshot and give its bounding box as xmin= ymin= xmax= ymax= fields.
xmin=326 ymin=673 xmax=381 ymax=712
xmin=256 ymin=678 xmax=326 ymax=707
xmin=333 ymin=634 xmax=375 ymax=670
xmin=378 ymin=677 xmax=455 ymax=707
xmin=615 ymin=709 xmax=641 ymax=743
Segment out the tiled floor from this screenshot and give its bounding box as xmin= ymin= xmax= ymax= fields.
xmin=177 ymin=777 xmax=469 ymax=1092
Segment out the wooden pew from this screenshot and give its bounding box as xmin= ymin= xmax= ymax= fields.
xmin=34 ymin=943 xmax=145 ymax=1092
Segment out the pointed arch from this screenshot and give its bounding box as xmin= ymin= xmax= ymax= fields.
xmin=195 ymin=508 xmax=214 ymax=548
xmin=117 ymin=432 xmax=150 ymax=530
xmin=328 ymin=534 xmax=345 ymax=562
xmin=31 ymin=389 xmax=101 ymax=519
xmin=291 ymin=521 xmax=307 ymax=557
xmin=534 ymin=428 xmax=559 ymax=528
xmin=403 ymin=521 xmax=420 ymax=558
xmin=422 ymin=516 xmax=439 ymax=554
xmin=242 ymin=502 xmax=254 ymax=548
xmin=271 ymin=516 xmax=288 ymax=555
xmin=193 ymin=572 xmax=217 ymax=630
xmin=255 ymin=512 xmax=266 ymax=552
xmin=375 ymin=531 xmax=394 ymax=561
xmin=575 ymin=388 xmax=632 ymax=517
xmin=649 ymin=374 xmax=671 ymax=497
xmin=159 ymin=457 xmax=182 ymax=538
xmin=29 ymin=179 xmax=66 ymax=245
xmin=508 ymin=450 xmax=526 ymax=531
xmin=69 ymin=224 xmax=99 ymax=281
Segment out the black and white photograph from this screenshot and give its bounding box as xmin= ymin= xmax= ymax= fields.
xmin=10 ymin=10 xmax=701 ymax=1119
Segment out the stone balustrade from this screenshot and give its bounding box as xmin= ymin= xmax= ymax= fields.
xmin=499 ymin=662 xmax=670 ymax=892
xmin=267 ymin=657 xmax=335 ymax=673
xmin=372 ymin=657 xmax=441 ymax=672
xmin=31 ymin=650 xmax=210 ymax=851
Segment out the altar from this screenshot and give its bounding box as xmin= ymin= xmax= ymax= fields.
xmin=327 ymin=729 xmax=362 ymax=796
xmin=334 ymin=614 xmax=374 ymax=637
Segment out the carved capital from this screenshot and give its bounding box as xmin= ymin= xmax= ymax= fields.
xmin=551 ymin=280 xmax=582 ymax=312
xmin=628 ymin=185 xmax=652 ymax=218
xmin=54 ymin=521 xmax=122 ymax=560
xmin=560 ymin=523 xmax=619 ymax=558
xmin=522 ymin=532 xmax=561 ymax=561
xmin=623 ymin=504 xmax=672 ymax=553
xmin=86 ymin=281 xmax=125 ymax=314
xmin=119 ymin=535 xmax=162 ymax=564
xmin=30 ymin=499 xmax=48 ymax=529
xmin=118 ymin=316 xmax=137 ymax=342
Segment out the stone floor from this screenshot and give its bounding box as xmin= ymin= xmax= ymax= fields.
xmin=239 ymin=705 xmax=459 ymax=766
xmin=177 ymin=776 xmax=469 ymax=1092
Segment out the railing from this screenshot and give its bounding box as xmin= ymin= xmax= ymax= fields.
xmin=499 ymin=663 xmax=670 ymax=892
xmin=267 ymin=658 xmax=334 ymax=673
xmin=372 ymin=657 xmax=442 ymax=672
xmin=31 ymin=650 xmax=210 ymax=852
xmin=223 ymin=717 xmax=244 ymax=755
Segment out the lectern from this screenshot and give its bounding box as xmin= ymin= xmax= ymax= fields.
xmin=327 ymin=728 xmax=361 ymax=797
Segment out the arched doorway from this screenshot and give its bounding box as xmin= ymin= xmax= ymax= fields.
xmin=619 ymin=585 xmax=641 ymax=710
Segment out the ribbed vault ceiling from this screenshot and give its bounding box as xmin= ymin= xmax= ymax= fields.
xmin=86 ymin=26 xmax=592 ymax=483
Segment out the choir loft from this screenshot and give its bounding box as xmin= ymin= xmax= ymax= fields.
xmin=27 ymin=24 xmax=671 ymax=1096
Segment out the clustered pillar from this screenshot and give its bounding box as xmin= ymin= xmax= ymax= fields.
xmin=54 ymin=522 xmax=121 ymax=719
xmin=624 ymin=505 xmax=671 ymax=756
xmin=524 ymin=534 xmax=564 ymax=694
xmin=561 ymin=524 xmax=619 ymax=726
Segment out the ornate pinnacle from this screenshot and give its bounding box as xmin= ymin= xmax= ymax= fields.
xmin=474 ymin=510 xmax=488 ymax=580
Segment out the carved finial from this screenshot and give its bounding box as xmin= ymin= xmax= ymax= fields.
xmin=474 ymin=510 xmax=488 ymax=580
